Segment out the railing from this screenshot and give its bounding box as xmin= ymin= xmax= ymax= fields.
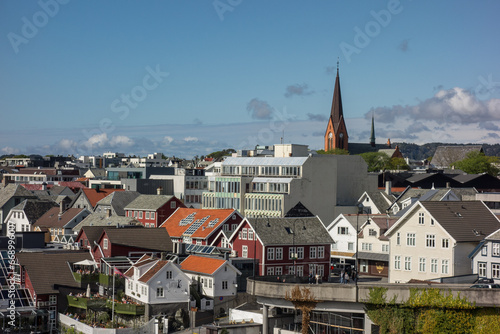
xmin=73 ymin=272 xmax=99 ymax=284
xmin=106 ymin=300 xmax=145 ymax=315
xmin=67 ymin=296 xmax=107 ymax=309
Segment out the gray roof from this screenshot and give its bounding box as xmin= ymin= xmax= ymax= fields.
xmin=432 ymin=145 xmax=483 ymax=168
xmin=72 ymin=212 xmax=141 ymax=233
xmin=223 ymin=157 xmax=308 ymax=166
xmin=12 ymin=199 xmax=58 ymax=223
xmin=486 ymin=229 xmax=500 ymax=241
xmin=103 ymin=227 xmax=173 ymax=252
xmin=89 ymin=168 xmax=106 ymax=178
xmin=96 ymin=191 xmax=141 ymax=216
xmin=0 ymin=184 xmax=37 ymax=208
xmin=125 ymin=194 xmax=174 ymax=210
xmin=421 ymin=201 xmax=500 ymax=242
xmin=247 ymin=217 xmax=333 ymax=246
xmin=367 ymin=191 xmax=394 ymax=212
xmin=357 ymin=251 xmax=389 ymax=262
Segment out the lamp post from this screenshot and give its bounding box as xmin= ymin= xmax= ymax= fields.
xmin=355 ymin=204 xmax=370 ymax=300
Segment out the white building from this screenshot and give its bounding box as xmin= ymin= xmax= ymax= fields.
xmin=385 ymin=201 xmax=500 ymax=283
xmin=469 ymin=228 xmax=500 ymax=283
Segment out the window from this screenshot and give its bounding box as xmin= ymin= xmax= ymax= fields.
xmin=493 ymin=243 xmax=500 ymax=256
xmin=267 ymin=248 xmax=274 ymax=260
xmin=151 ymin=212 xmax=155 ymax=220
xmin=441 ymin=259 xmax=449 ymax=274
xmin=430 ymin=219 xmax=435 ymax=226
xmin=338 ymin=226 xmax=348 ymax=235
xmin=166 ymin=271 xmax=172 ymax=279
xmin=318 ymin=246 xmax=325 ymax=258
xmin=296 ymin=266 xmax=303 ymax=277
xmin=442 ymin=238 xmax=449 ymax=249
xmin=238 ymin=232 xmax=242 ymax=239
xmin=382 ymin=244 xmax=389 ymax=252
xmin=419 ymin=258 xmax=426 ymax=272
xmin=348 ymin=243 xmax=354 ymax=251
xmin=267 ymin=267 xmax=274 ymax=275
xmin=297 ymin=247 xmax=304 ymax=259
xmin=156 ymin=287 xmax=164 ymax=297
xmin=368 ymin=229 xmax=377 ymax=237
xmin=310 ymin=247 xmax=317 ymax=259
xmin=394 ymin=255 xmax=401 ymax=270
xmin=404 ymin=256 xmax=411 ymax=271
xmin=242 ymin=245 xmax=248 ymax=258
xmin=275 ymin=267 xmax=283 ymax=275
xmin=49 ymin=295 xmax=56 ymax=305
xmin=276 ymin=248 xmax=283 ymax=260
xmin=482 ymin=245 xmax=488 ymax=256
xmin=431 ymin=259 xmax=438 ymax=273
xmin=289 ymin=247 xmax=296 ymax=259
xmin=418 ymin=212 xmax=424 ymax=225
xmin=222 ymin=281 xmax=228 ymax=289
xmin=406 ymin=233 xmax=416 ymax=246
xmin=248 ymin=229 xmax=254 ymax=240
xmin=287 ymin=266 xmax=295 ymax=275
xmin=103 ymin=238 xmax=108 ymax=250
xmin=139 ymin=211 xmax=143 ymax=219
xmin=146 ymin=211 xmax=150 ymax=219
xmin=492 ymin=263 xmax=500 ymax=279
xmin=171 ymin=201 xmax=176 ymax=209
xmin=478 ymin=262 xmax=487 ymax=277
xmin=361 ymin=243 xmax=371 ymax=251
xmin=426 ymin=234 xmax=435 ymax=248
xmin=396 ymin=232 xmax=401 ymax=245
xmin=242 ymin=228 xmax=247 ymax=240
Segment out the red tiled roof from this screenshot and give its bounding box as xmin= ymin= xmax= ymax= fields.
xmin=83 ymin=188 xmax=124 ymax=208
xmin=139 ymin=261 xmax=169 ymax=283
xmin=59 ymin=181 xmax=86 ymax=189
xmin=161 ymin=208 xmax=236 ymax=239
xmin=180 ymin=255 xmax=225 ymax=275
xmin=20 ymin=184 xmax=54 ymax=191
xmin=76 ymin=177 xmax=89 ymax=182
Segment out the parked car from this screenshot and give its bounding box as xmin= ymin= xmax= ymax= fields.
xmin=469 ymin=284 xmax=500 ymax=289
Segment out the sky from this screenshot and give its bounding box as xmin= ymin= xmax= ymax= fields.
xmin=1 ymin=0 xmax=500 ymax=159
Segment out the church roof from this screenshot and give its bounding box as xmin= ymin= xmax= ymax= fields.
xmin=327 ymin=67 xmax=348 ymax=138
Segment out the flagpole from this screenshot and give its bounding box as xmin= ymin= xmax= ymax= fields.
xmin=112 ymin=266 xmax=115 ymax=325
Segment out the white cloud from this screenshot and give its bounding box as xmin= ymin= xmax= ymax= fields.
xmin=163 ymin=136 xmax=174 ymax=144
xmin=109 ymin=135 xmax=134 ymax=147
xmin=1 ymin=146 xmax=19 ymax=155
xmin=184 ymin=136 xmax=198 ymax=142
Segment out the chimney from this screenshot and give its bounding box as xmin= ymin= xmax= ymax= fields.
xmin=59 ymin=200 xmax=65 ymax=215
xmin=446 ymin=182 xmax=450 ymax=188
xmin=106 ymin=208 xmax=111 ymax=218
xmin=160 ymin=252 xmax=166 ymax=261
xmin=157 ymin=187 xmax=163 ymax=195
xmin=385 ymin=181 xmax=392 ymax=195
xmin=42 ymin=182 xmax=47 ymax=191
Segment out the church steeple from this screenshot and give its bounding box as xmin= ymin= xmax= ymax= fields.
xmin=370 ymin=113 xmax=376 ymax=147
xmin=324 ymin=61 xmax=349 ymax=151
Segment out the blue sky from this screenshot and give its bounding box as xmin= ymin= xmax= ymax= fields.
xmin=1 ymin=0 xmax=500 ymax=158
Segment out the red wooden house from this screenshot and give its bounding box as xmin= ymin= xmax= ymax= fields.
xmin=124 ymin=195 xmax=185 ymax=228
xmin=228 ymin=217 xmax=333 ymax=282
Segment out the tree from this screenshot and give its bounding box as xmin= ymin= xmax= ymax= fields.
xmin=359 ymin=152 xmax=390 ymax=172
xmin=316 ymin=148 xmax=349 ymax=155
xmin=385 ymin=157 xmax=410 ymax=171
xmin=452 ymin=152 xmax=499 ymax=176
xmin=207 ymin=149 xmax=236 ymax=160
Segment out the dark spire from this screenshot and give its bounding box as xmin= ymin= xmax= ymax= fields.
xmin=330 ymin=62 xmax=344 ymax=128
xmin=370 ymin=113 xmax=376 ymax=147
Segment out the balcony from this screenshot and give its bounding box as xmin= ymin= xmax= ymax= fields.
xmin=73 ymin=272 xmax=99 ymax=285
xmin=106 ymin=300 xmax=145 ymax=315
xmin=66 ymin=296 xmax=106 ymax=309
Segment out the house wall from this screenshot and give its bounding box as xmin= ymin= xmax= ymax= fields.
xmin=327 ymin=215 xmax=357 ymax=258
xmin=454 ymin=242 xmax=477 ymax=276
xmin=472 ymin=240 xmax=500 ymax=283
xmin=212 ymin=264 xmax=239 ymax=297
xmin=388 ymin=206 xmax=455 ymax=283
xmin=231 ymin=221 xmax=263 ymax=276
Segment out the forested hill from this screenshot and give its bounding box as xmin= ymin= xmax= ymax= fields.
xmin=395 ymin=143 xmax=500 ymax=161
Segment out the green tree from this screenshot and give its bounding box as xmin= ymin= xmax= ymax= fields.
xmin=207 ymin=149 xmax=236 ymax=160
xmin=316 ymin=148 xmax=349 ymax=155
xmin=385 ymin=157 xmax=410 ymax=171
xmin=452 ymin=152 xmax=499 ymax=176
xmin=359 ymin=152 xmax=390 ymax=172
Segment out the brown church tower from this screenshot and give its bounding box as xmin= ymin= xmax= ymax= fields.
xmin=324 ymin=63 xmax=348 ymax=151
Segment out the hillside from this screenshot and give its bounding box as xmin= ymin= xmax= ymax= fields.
xmin=395 ymin=143 xmax=500 ymax=161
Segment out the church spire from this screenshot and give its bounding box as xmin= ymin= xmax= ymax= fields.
xmin=370 ymin=113 xmax=376 ymax=147
xmin=324 ymin=61 xmax=349 ymax=151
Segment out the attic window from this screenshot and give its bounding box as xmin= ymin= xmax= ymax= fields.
xmin=455 ymin=212 xmax=463 ymax=218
